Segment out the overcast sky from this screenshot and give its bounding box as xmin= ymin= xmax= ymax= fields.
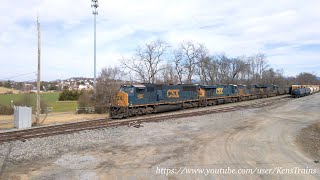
xmin=0 ymin=0 xmax=319 ymax=81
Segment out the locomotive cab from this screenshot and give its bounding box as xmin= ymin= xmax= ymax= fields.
xmin=113 ymin=85 xmax=133 ymax=107
xmin=111 ymin=84 xmax=147 ymax=118
xmin=115 ymin=85 xmax=147 ymax=107
xmin=231 ymin=85 xmax=238 ymax=94
xmin=120 ymin=86 xmax=134 ymax=94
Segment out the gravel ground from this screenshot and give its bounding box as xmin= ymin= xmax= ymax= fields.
xmin=0 ymin=109 xmax=252 ymax=163
xmin=0 ymin=94 xmax=319 ymax=179
xmin=0 ymin=109 xmax=255 ymax=179
xmin=296 ymin=123 xmax=320 ymax=161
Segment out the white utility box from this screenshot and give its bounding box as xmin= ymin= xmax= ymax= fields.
xmin=14 ymin=106 xmax=32 ymax=129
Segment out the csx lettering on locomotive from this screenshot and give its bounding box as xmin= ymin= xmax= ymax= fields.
xmin=167 ymin=89 xmax=179 ymax=98
xmin=216 ymin=88 xmax=223 ymax=95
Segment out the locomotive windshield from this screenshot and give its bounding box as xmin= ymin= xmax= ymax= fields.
xmin=120 ymin=87 xmax=134 ymax=94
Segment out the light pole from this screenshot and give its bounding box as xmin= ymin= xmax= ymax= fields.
xmin=91 ymin=0 xmax=98 ymax=95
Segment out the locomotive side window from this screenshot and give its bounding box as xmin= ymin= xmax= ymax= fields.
xmin=136 ymin=88 xmax=145 ymax=93
xmin=182 ymin=86 xmax=196 ymax=91
xmin=120 ymin=87 xmax=134 ymax=93
xmin=154 ymin=85 xmax=162 ymax=90
xmin=147 ymin=87 xmax=154 ymax=92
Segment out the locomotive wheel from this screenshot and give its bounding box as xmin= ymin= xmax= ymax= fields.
xmin=128 ymin=109 xmax=133 ymax=117
xmin=137 ymin=108 xmax=143 ymax=115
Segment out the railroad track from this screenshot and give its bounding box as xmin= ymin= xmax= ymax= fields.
xmin=0 ymin=96 xmax=290 ymax=144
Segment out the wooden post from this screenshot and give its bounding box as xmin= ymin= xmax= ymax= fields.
xmin=36 ymin=16 xmax=41 ymax=125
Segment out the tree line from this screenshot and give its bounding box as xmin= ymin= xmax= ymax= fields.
xmin=92 ymin=40 xmax=319 ymax=113
xmin=104 ymin=40 xmax=318 ymax=86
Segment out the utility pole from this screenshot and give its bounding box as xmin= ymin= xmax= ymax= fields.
xmin=36 ymin=16 xmax=41 ymax=125
xmin=91 ymin=0 xmax=99 ymax=95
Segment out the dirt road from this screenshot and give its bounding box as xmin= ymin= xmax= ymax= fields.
xmin=1 ymin=94 xmax=320 ymax=179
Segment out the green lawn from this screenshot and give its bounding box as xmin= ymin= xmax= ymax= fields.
xmin=51 ymin=101 xmax=78 ymax=112
xmin=0 ymin=92 xmax=78 ymax=112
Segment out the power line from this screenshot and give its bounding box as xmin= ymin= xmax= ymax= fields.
xmin=10 ymin=78 xmax=37 ymax=82
xmin=21 ymin=79 xmax=37 ymax=82
xmin=3 ymin=72 xmax=36 ymax=80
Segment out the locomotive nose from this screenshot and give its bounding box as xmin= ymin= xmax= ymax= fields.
xmin=114 ymin=91 xmax=129 ymax=107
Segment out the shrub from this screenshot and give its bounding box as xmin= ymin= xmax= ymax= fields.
xmin=78 ymin=91 xmax=93 ymax=107
xmin=77 ymin=91 xmax=95 ymax=114
xmin=94 ymin=105 xmax=107 ymax=114
xmin=0 ymin=105 xmax=13 ymax=115
xmin=58 ymin=90 xmax=81 ymax=101
xmin=40 ymin=100 xmax=49 ymax=114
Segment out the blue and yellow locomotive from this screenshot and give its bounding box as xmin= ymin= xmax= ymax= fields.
xmin=110 ymin=83 xmax=291 ymax=118
xmin=111 ymin=84 xmax=201 ymax=118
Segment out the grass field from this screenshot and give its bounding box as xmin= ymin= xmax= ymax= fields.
xmin=0 ymin=92 xmax=78 ymax=112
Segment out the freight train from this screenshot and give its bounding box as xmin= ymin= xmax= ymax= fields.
xmin=291 ymin=85 xmax=320 ymax=98
xmin=110 ymin=83 xmax=292 ymax=118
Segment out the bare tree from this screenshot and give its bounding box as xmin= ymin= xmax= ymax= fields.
xmin=195 ymin=46 xmax=209 ymax=85
xmin=274 ymin=69 xmax=287 ymax=86
xmin=230 ymin=57 xmax=248 ymax=84
xmin=255 ymin=53 xmax=269 ymax=83
xmin=159 ymin=63 xmax=179 ymax=84
xmin=120 ymin=56 xmax=148 ymax=82
xmin=217 ymin=54 xmax=231 ymax=84
xmin=206 ymin=56 xmax=219 ymax=85
xmin=118 ymin=39 xmax=295 ymax=86
xmin=95 ymin=66 xmax=124 ymax=113
xmin=261 ymin=68 xmax=276 ymax=84
xmin=296 ymin=72 xmax=319 ymax=85
xmin=197 ymin=56 xmax=210 ymax=85
xmin=178 ymin=41 xmax=206 ymax=83
xmin=121 ymin=40 xmax=169 ymax=83
xmin=173 ymin=50 xmax=184 ymax=84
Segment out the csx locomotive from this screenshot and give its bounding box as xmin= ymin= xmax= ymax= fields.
xmin=110 ymin=83 xmax=292 ymax=118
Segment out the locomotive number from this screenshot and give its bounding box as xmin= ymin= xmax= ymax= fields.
xmin=116 ymin=96 xmax=123 ymax=100
xmin=216 ymin=88 xmax=224 ymax=95
xmin=167 ymin=89 xmax=180 ymax=98
xmin=137 ymin=94 xmax=144 ymax=99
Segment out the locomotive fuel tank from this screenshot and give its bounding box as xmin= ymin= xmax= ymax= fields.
xmin=154 ymin=104 xmax=183 ymax=113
